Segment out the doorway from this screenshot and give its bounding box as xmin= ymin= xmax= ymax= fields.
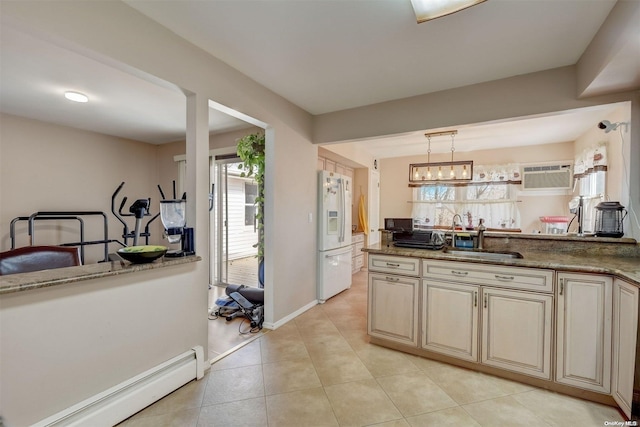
xmin=208 ymin=155 xmax=264 ymax=361
xmin=206 ymin=101 xmax=269 ymax=362
xmin=211 ymin=157 xmax=260 ymax=288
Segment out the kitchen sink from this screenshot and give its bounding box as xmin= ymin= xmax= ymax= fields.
xmin=443 ymin=248 xmax=524 ymax=260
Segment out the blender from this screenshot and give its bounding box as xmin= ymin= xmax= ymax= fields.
xmin=160 ymin=198 xmax=194 ymax=257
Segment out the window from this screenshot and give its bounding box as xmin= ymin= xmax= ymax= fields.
xmin=244 ymin=182 xmax=258 ymax=227
xmin=412 ymin=182 xmax=520 ymax=230
xmin=579 ymin=170 xmax=606 ymax=197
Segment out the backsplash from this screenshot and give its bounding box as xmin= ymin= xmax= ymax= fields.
xmin=483 ymin=233 xmax=639 ymax=257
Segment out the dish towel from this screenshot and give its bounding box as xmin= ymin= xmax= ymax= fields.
xmin=358 ymin=193 xmax=368 ymax=235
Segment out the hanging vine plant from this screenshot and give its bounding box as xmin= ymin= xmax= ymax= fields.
xmin=236 ymin=132 xmax=265 ymax=261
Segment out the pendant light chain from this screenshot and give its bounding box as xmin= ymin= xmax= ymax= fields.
xmin=426 ymin=135 xmax=432 ymax=179
xmin=450 ymin=133 xmax=456 ymax=163
xmin=412 ymin=129 xmax=471 ymax=183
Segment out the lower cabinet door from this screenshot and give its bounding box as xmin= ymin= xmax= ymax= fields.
xmin=422 ymin=280 xmax=479 ymax=361
xmin=481 ymin=287 xmax=553 ymax=379
xmin=612 ymin=278 xmax=638 ymax=418
xmin=556 ymin=273 xmax=612 ymax=393
xmin=368 ymin=273 xmax=419 ymax=346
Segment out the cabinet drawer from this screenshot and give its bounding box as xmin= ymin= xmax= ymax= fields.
xmin=369 ymin=255 xmax=420 ymax=277
xmin=423 ymin=260 xmax=553 ymax=293
xmin=354 ymin=254 xmax=364 ymax=270
xmin=352 ymin=242 xmax=364 ymax=257
xmin=352 ymin=233 xmax=365 ymax=244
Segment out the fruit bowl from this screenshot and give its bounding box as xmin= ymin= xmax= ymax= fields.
xmin=117 ymin=245 xmax=168 ymax=264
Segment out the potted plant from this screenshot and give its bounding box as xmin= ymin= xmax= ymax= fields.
xmin=236 ymin=132 xmax=265 ymax=287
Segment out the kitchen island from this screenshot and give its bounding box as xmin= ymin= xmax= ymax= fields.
xmin=363 ymin=233 xmax=640 ymax=420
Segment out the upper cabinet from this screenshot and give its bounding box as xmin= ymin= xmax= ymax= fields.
xmin=318 ymin=156 xmax=353 ymax=179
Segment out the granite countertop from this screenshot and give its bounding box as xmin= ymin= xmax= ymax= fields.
xmin=364 ymin=243 xmax=640 ymax=287
xmin=0 ymin=255 xmax=201 ymax=295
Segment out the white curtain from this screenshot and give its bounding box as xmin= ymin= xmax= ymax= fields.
xmin=411 ymin=164 xmax=521 ymax=230
xmin=574 ymin=142 xmax=607 ymax=177
xmin=572 ymin=143 xmax=607 ymax=233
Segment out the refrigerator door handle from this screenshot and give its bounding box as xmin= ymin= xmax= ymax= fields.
xmin=325 ymin=248 xmax=352 ymax=258
xmin=339 ymin=177 xmax=345 ymax=243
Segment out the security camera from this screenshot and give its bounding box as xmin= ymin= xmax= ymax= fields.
xmin=598 ymin=120 xmax=629 ymax=133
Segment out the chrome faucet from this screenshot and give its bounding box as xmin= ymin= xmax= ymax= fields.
xmin=452 ymin=214 xmax=462 ymax=230
xmin=450 ymin=214 xmax=462 ymax=248
xmin=477 ymin=218 xmax=486 ymax=250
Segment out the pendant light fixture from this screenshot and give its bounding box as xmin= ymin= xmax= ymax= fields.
xmin=409 ymin=130 xmax=473 ymax=184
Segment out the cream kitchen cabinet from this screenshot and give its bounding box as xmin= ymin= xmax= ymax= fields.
xmin=556 ymin=272 xmax=612 ymax=393
xmin=612 ymin=278 xmax=639 ymax=418
xmin=368 ymin=254 xmax=420 ymax=347
xmin=351 ymin=233 xmax=365 ymax=274
xmin=423 ymin=259 xmax=554 ymax=293
xmin=422 ymin=260 xmax=553 ymax=379
xmin=481 ymin=287 xmax=553 ymax=379
xmin=422 ymin=280 xmax=478 ymax=362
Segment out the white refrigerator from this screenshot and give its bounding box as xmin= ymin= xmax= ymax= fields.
xmin=317 ymin=170 xmax=352 ymax=303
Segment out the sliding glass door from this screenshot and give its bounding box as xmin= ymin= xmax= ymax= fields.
xmin=210 ymin=157 xmax=259 ymax=287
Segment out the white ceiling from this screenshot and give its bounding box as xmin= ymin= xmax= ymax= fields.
xmin=0 ymin=25 xmax=251 ymax=144
xmin=0 ymin=0 xmax=635 ymax=158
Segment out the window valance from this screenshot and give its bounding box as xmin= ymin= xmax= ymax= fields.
xmin=574 ymin=142 xmax=607 ymax=178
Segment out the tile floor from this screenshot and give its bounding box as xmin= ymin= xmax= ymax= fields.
xmin=120 ymin=271 xmax=627 ymax=426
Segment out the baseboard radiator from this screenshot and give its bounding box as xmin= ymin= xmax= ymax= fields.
xmin=33 ymin=346 xmax=205 ymax=427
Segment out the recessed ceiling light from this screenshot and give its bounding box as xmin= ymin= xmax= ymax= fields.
xmin=410 ymin=0 xmax=487 ymax=23
xmin=64 ymin=91 xmax=89 ymax=103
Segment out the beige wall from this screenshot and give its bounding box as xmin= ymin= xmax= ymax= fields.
xmin=0 ymin=113 xmax=164 ymax=262
xmin=1 ymin=0 xmax=638 ymax=424
xmin=1 ymin=2 xmax=316 ymax=425
xmin=574 ymin=103 xmax=630 ymax=204
xmin=379 ymin=142 xmax=575 ymax=233
xmin=155 ymin=127 xmax=260 ymax=195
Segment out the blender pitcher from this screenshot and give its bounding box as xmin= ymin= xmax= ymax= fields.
xmin=160 ymin=199 xmax=186 ymax=245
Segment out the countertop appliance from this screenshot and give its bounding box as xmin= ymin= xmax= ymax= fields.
xmin=392 ymin=230 xmax=444 ymax=250
xmin=317 ymin=170 xmax=352 ymax=303
xmin=594 ymin=201 xmax=627 ymax=238
xmin=384 ymin=218 xmax=413 ymax=232
xmin=384 ymin=217 xmax=445 ymax=249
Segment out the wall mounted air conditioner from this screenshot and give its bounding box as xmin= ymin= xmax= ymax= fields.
xmin=521 ymin=162 xmax=573 ymax=191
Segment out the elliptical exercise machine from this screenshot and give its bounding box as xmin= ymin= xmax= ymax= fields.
xmin=111 ymin=181 xmax=159 ymax=247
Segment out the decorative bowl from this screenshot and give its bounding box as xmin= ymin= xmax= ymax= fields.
xmin=117 ymin=245 xmax=168 ymax=264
